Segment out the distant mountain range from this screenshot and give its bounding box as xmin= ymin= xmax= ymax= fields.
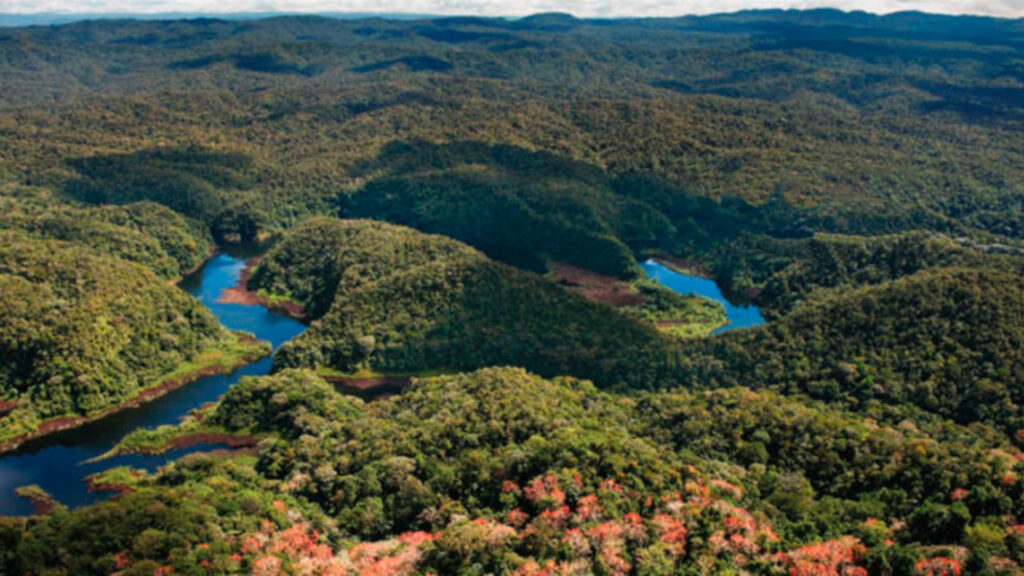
xmin=0 ymin=11 xmax=442 ymax=27
xmin=1 ymin=7 xmax=1021 ymax=28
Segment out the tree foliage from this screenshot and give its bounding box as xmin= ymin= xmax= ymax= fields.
xmin=257 ymin=218 xmax=688 ymax=388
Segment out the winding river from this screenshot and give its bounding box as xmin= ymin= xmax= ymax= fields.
xmin=0 ymin=248 xmax=305 ymax=516
xmin=0 ymin=251 xmax=759 ymax=516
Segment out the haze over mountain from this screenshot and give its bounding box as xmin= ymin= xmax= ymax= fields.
xmin=2 ymin=0 xmax=1022 ymax=19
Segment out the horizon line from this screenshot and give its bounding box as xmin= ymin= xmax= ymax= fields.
xmin=1 ymin=6 xmax=1022 ymax=20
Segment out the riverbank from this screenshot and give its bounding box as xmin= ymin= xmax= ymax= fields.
xmin=101 ymin=429 xmax=260 ymax=460
xmin=0 ymin=333 xmax=269 ymax=454
xmin=85 ymin=467 xmax=144 ymax=495
xmin=548 ymin=262 xmax=643 ymax=306
xmin=316 ymin=368 xmax=445 ymax=401
xmin=639 ymin=260 xmax=765 ymax=335
xmin=324 ymin=375 xmax=412 ymax=401
xmin=97 ymin=400 xmax=262 ymax=459
xmin=14 ymin=485 xmax=58 ymax=515
xmin=216 ymin=257 xmax=307 ymax=320
xmin=648 ymin=255 xmax=712 ymax=278
xmin=0 ymin=249 xmax=306 ymax=516
xmin=548 ymin=260 xmax=726 ymax=338
xmin=649 ymin=256 xmax=762 ymax=302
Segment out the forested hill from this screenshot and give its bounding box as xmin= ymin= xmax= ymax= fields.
xmin=676 ymin=267 xmax=1024 ymax=432
xmin=0 ymin=229 xmax=265 ymax=449
xmin=252 ymin=218 xmax=689 ymax=388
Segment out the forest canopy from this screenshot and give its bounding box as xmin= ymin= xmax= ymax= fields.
xmin=253 ymin=218 xmax=689 ymax=388
xmin=0 ymin=230 xmax=264 ymax=448
xmin=1 ymin=8 xmax=1024 ymax=576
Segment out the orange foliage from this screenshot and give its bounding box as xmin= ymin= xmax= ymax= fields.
xmin=914 ymin=557 xmax=962 ymax=576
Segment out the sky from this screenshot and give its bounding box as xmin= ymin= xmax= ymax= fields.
xmin=0 ymin=0 xmax=1021 ymax=18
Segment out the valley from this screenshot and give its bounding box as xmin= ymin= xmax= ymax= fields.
xmin=2 ymin=9 xmax=1024 ymax=575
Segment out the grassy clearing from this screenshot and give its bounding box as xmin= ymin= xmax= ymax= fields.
xmin=619 ymin=280 xmax=726 ymax=339
xmin=84 ymin=467 xmax=149 ymax=492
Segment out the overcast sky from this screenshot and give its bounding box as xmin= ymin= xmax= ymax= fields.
xmin=0 ymin=0 xmax=1021 ymax=18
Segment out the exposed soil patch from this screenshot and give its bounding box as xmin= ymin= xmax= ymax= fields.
xmin=325 ymin=375 xmax=412 ymax=390
xmin=0 ymin=399 xmax=19 ymax=418
xmin=217 ymin=257 xmax=262 ymax=305
xmin=650 ymin=255 xmax=711 ymax=277
xmin=217 ymin=257 xmax=307 ymax=320
xmin=33 ymin=416 xmax=87 ymax=437
xmin=202 ymin=446 xmax=259 ymax=458
xmin=187 ymin=402 xmax=219 ymax=423
xmin=739 ymin=286 xmax=763 ymax=301
xmin=325 ymin=375 xmax=412 ymax=401
xmin=548 ymin=262 xmax=643 ymax=307
xmin=166 ymin=433 xmax=258 ymax=451
xmin=267 ymin=298 xmax=306 ymax=320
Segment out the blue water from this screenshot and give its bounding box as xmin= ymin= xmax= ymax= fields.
xmin=0 ymin=252 xmax=757 ymax=515
xmin=0 ymin=249 xmax=305 ymax=516
xmin=641 ymin=259 xmax=764 ymax=334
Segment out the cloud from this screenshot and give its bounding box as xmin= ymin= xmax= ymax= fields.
xmin=1 ymin=0 xmax=1021 ymax=18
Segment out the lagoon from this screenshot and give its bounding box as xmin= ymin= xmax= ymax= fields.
xmin=641 ymin=259 xmax=765 ymax=334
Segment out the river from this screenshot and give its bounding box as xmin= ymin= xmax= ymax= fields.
xmin=0 ymin=252 xmax=759 ymax=515
xmin=0 ymin=248 xmax=305 ymax=516
xmin=640 ymin=259 xmax=764 ymax=334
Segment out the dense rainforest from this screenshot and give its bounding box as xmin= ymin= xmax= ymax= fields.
xmin=0 ymin=215 xmax=266 ymax=450
xmin=253 ymin=218 xmax=712 ymax=388
xmin=1 ymin=8 xmax=1024 ymax=576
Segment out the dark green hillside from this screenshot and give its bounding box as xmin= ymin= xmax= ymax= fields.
xmin=757 ymin=233 xmax=1024 ymax=314
xmin=0 ymin=232 xmax=264 ymax=447
xmin=248 ymin=216 xmax=478 ymax=318
xmin=344 ymin=141 xmax=676 ymax=278
xmin=679 ymin=267 xmax=1024 ymax=435
xmin=703 ymin=231 xmax=1024 ymax=315
xmin=0 ymin=192 xmax=212 ymax=278
xmin=92 ymin=201 xmax=214 ymax=275
xmin=61 ymin=148 xmax=263 ymax=242
xmin=274 ymin=257 xmax=681 ymax=387
xmin=253 ymin=218 xmax=685 ymax=387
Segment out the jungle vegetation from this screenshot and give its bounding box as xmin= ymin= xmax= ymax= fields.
xmin=5 ymin=367 xmax=1023 ymax=574
xmin=252 ymin=218 xmax=689 ymax=389
xmin=0 ymin=228 xmax=266 ymax=447
xmin=2 ymin=8 xmax=1024 ymax=576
